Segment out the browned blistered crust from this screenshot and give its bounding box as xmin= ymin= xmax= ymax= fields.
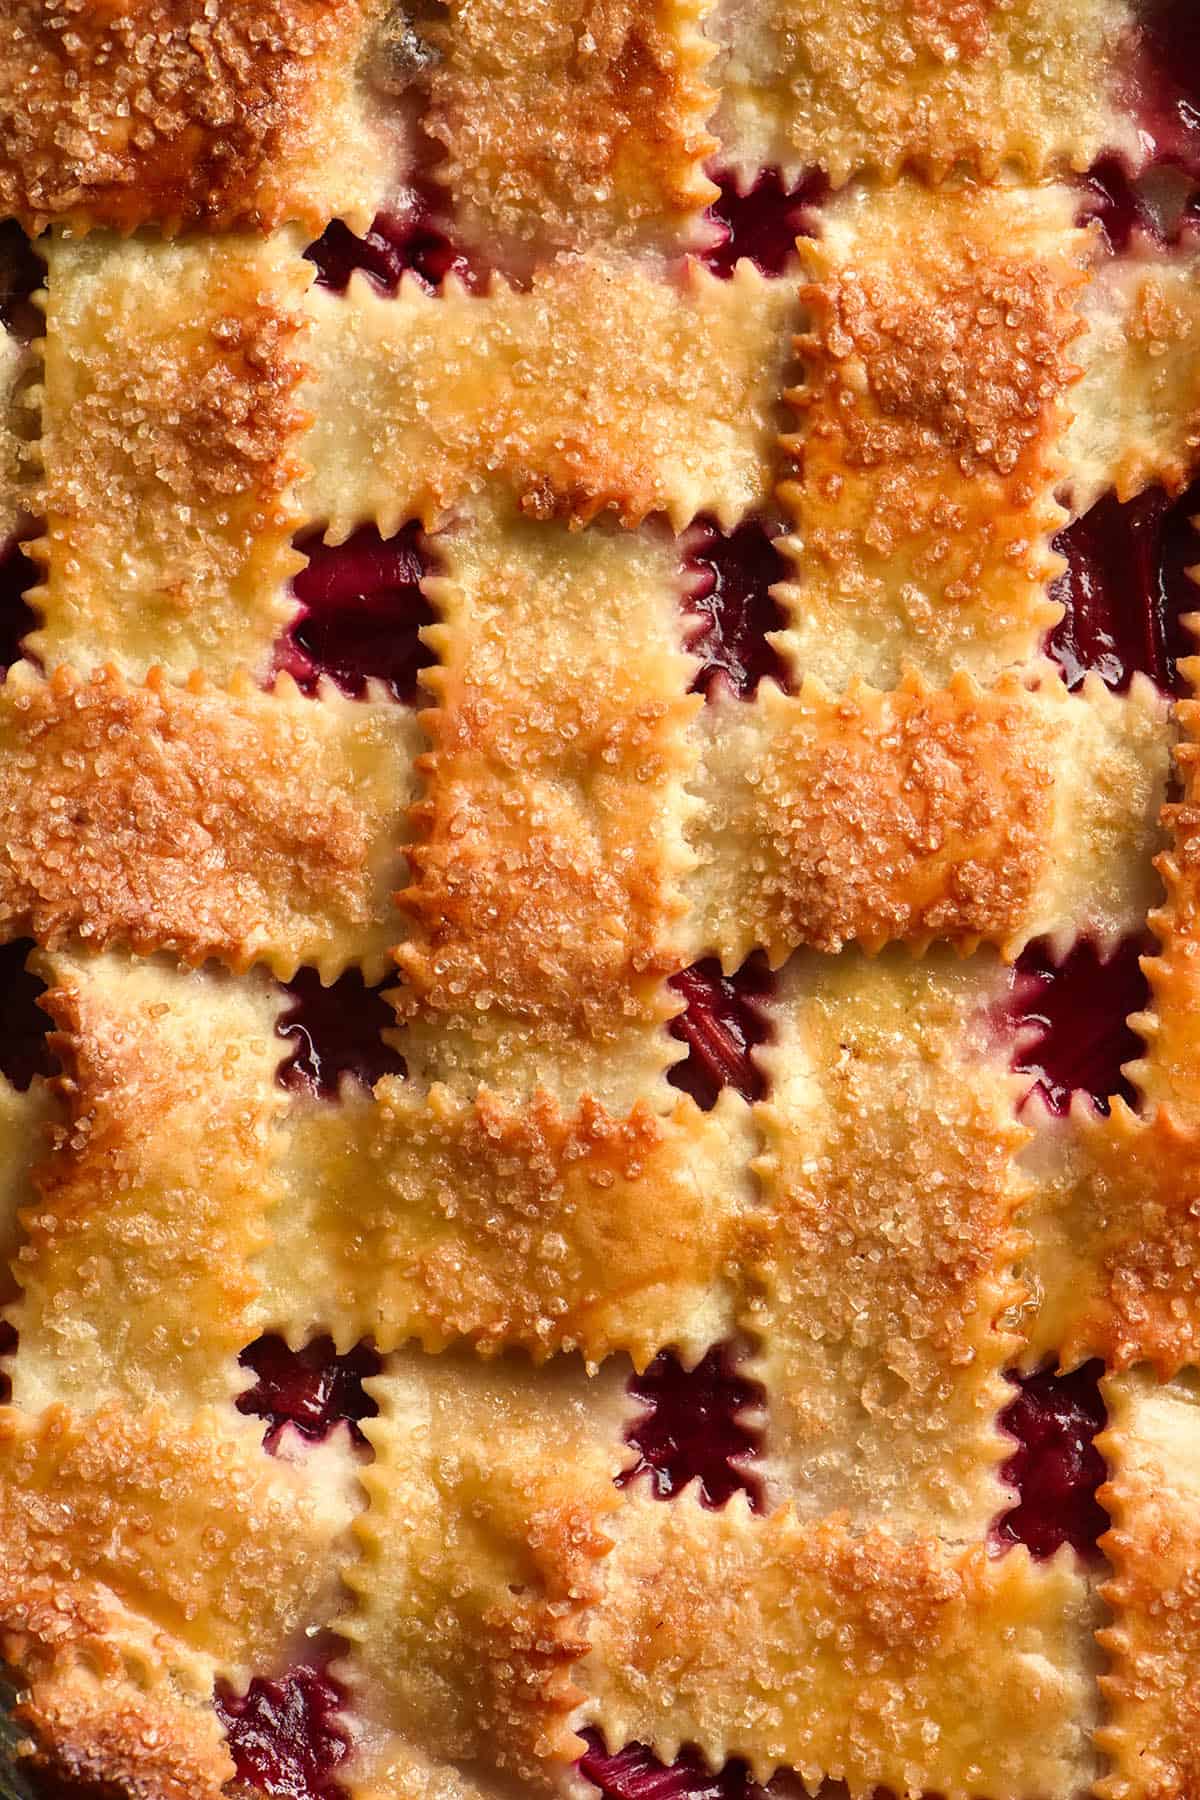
xmin=693 ymin=673 xmax=1054 ymax=963
xmin=1096 ymin=1372 xmax=1200 ymax=1800
xmin=582 ymin=1490 xmax=1097 ymax=1797
xmin=778 ymin=182 xmax=1087 ymax=685
xmin=421 ymin=0 xmax=718 ymax=259
xmin=7 ymin=953 xmax=286 ymax=1415
xmin=262 ymin=1083 xmax=750 ymax=1366
xmin=0 ymin=665 xmax=411 ymax=976
xmin=34 ymin=232 xmax=312 ymax=681
xmin=0 ymin=0 xmax=385 ymax=235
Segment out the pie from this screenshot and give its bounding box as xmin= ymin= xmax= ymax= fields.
xmin=0 ymin=3 xmax=1199 ymax=1798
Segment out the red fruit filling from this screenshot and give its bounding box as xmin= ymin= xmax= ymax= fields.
xmin=0 ymin=1320 xmax=16 ymax=1405
xmin=305 ymin=191 xmax=479 ymax=296
xmin=0 ymin=938 xmax=54 ymax=1092
xmin=1076 ymin=156 xmax=1164 ymax=252
xmin=667 ymin=956 xmax=772 ymax=1110
xmin=214 ymin=1665 xmax=350 ymax=1800
xmin=701 ymin=167 xmax=826 ymax=279
xmin=1126 ymin=0 xmax=1200 ymax=175
xmin=281 ymin=523 xmax=435 ymax=703
xmin=684 ymin=518 xmax=790 ymax=701
xmin=994 ymin=1361 xmax=1109 ymax=1561
xmin=1048 ymin=480 xmax=1200 ymax=695
xmin=237 ymin=1334 xmax=381 ymax=1453
xmin=579 ymin=1732 xmax=770 ymax=1800
xmin=1004 ymin=935 xmax=1150 ymax=1117
xmin=0 ymin=534 xmax=37 ymax=676
xmin=0 ymin=221 xmax=45 ymax=341
xmin=277 ymin=968 xmax=406 ymax=1099
xmin=620 ymin=1345 xmax=763 ymax=1511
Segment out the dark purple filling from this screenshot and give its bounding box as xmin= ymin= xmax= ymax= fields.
xmin=1048 ymin=480 xmax=1200 ymax=695
xmin=277 ymin=968 xmax=407 ymax=1099
xmin=0 ymin=221 xmax=45 ymax=341
xmin=236 ymin=1334 xmax=381 ymax=1453
xmin=1076 ymin=156 xmax=1164 ymax=252
xmin=994 ymin=1361 xmax=1109 ymax=1561
xmin=1125 ymin=0 xmax=1200 ymax=176
xmin=620 ymin=1345 xmax=763 ymax=1511
xmin=0 ymin=938 xmax=54 ymax=1092
xmin=0 ymin=1319 xmax=16 ymax=1405
xmin=305 ymin=191 xmax=479 ymax=296
xmin=667 ymin=956 xmax=772 ymax=1110
xmin=0 ymin=534 xmax=38 ymax=676
xmin=579 ymin=1733 xmax=769 ymax=1800
xmin=700 ymin=167 xmax=826 ymax=279
xmin=280 ymin=523 xmax=435 ymax=704
xmin=1004 ymin=935 xmax=1150 ymax=1116
xmin=214 ymin=1665 xmax=350 ymax=1800
xmin=684 ymin=518 xmax=790 ymax=702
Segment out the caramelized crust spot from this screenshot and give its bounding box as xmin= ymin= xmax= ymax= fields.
xmin=423 ymin=0 xmax=718 ymax=259
xmin=260 ymin=1084 xmax=753 ymax=1366
xmin=0 ymin=0 xmax=388 ymax=235
xmin=0 ymin=666 xmax=414 ymax=978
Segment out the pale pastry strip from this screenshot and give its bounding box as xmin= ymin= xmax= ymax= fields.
xmin=301 ymin=259 xmax=797 ymax=536
xmin=0 ymin=324 xmax=35 ymax=549
xmin=31 ymin=231 xmax=312 ymax=683
xmin=342 ymin=1351 xmax=635 ymax=1797
xmin=6 ymin=951 xmax=288 ymax=1418
xmin=581 ymin=1490 xmax=1099 ymax=1800
xmin=1096 ymin=1369 xmax=1200 ymax=1800
xmin=395 ymin=502 xmax=699 ymax=1108
xmin=706 ymin=0 xmax=1136 ymax=186
xmin=685 ymin=668 xmax=1169 ymax=969
xmin=254 ymin=1082 xmax=755 ymax=1369
xmin=0 ymin=1400 xmax=356 ymax=1701
xmin=0 ymin=1071 xmax=54 ymax=1314
xmin=1065 ymin=236 xmax=1200 ymax=512
xmin=1019 ymin=1099 xmax=1200 ymax=1377
xmin=776 ymin=180 xmax=1090 ymax=690
xmin=0 ymin=0 xmax=391 ymax=236
xmin=0 ymin=665 xmax=418 ymax=981
xmin=746 ymin=949 xmax=1025 ymax=1535
xmin=421 ymin=0 xmax=719 ymax=263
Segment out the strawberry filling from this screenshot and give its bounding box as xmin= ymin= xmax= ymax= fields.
xmin=667 ymin=956 xmax=772 ymax=1110
xmin=621 ymin=1345 xmax=763 ymax=1511
xmin=280 ymin=523 xmax=435 ymax=703
xmin=579 ymin=1733 xmax=769 ymax=1800
xmin=1002 ymin=936 xmax=1150 ymax=1117
xmin=684 ymin=518 xmax=790 ymax=701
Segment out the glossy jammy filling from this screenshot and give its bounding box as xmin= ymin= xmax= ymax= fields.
xmin=580 ymin=1733 xmax=770 ymax=1800
xmin=305 ymin=185 xmax=480 ymax=295
xmin=667 ymin=955 xmax=772 ymax=1110
xmin=1126 ymin=0 xmax=1200 ymax=175
xmin=1048 ymin=479 xmax=1200 ymax=695
xmin=280 ymin=523 xmax=435 ymax=703
xmin=995 ymin=1361 xmax=1109 ymax=1561
xmin=236 ymin=1334 xmax=381 ymax=1453
xmin=1002 ymin=935 xmax=1151 ymax=1117
xmin=277 ymin=967 xmax=406 ymax=1100
xmin=700 ymin=167 xmax=825 ymax=279
xmin=683 ymin=517 xmax=790 ymax=702
xmin=621 ymin=1344 xmax=763 ymax=1512
xmin=0 ymin=938 xmax=54 ymax=1092
xmin=215 ymin=1665 xmax=350 ymax=1800
xmin=0 ymin=534 xmax=37 ymax=676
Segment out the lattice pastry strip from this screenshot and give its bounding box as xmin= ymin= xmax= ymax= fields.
xmin=0 ymin=1399 xmax=357 ymax=1794
xmin=744 ymin=947 xmax=1026 ymax=1536
xmin=1096 ymin=1368 xmax=1200 ymax=1800
xmin=6 ymin=949 xmax=289 ymax=1419
xmin=685 ymin=667 xmax=1169 ymax=969
xmin=253 ymin=1081 xmax=756 ymax=1369
xmin=32 ymin=230 xmax=313 ymax=684
xmin=0 ymin=0 xmax=395 ymax=237
xmin=0 ymin=322 xmax=36 ymax=550
xmin=419 ymin=0 xmax=720 ymax=264
xmin=0 ymin=665 xmax=418 ymax=980
xmin=706 ymin=0 xmax=1138 ymax=187
xmin=301 ymin=258 xmax=798 ymax=537
xmin=580 ymin=1489 xmax=1100 ymax=1800
xmin=341 ymin=1349 xmax=635 ymax=1799
xmin=775 ymin=178 xmax=1091 ymax=690
xmin=0 ymin=1072 xmax=54 ymax=1321
xmin=394 ymin=500 xmax=699 ymax=1110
